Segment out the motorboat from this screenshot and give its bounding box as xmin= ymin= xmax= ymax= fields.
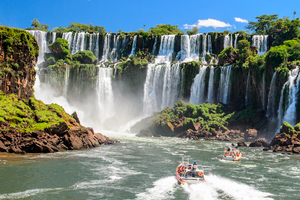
xmin=220 ymin=147 xmax=242 ymax=161
xmin=176 ymin=158 xmax=206 ymax=185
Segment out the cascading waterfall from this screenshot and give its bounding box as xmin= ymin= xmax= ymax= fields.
xmin=218 ymin=65 xmax=232 ymax=104
xmin=97 ymin=67 xmax=115 ymax=123
xmin=277 ymin=68 xmax=299 ymax=128
xmin=245 ymin=70 xmax=251 ymax=105
xmin=102 ymin=34 xmax=111 ymax=61
xmin=152 ymin=36 xmax=157 ymax=55
xmin=129 ymin=35 xmax=137 ymax=57
xmin=64 ymin=64 xmax=70 ymax=97
xmin=73 ymin=32 xmax=86 ymax=54
xmin=52 ymin=32 xmax=56 ymax=43
xmin=110 ymin=35 xmax=120 ymax=62
xmin=266 ymin=72 xmax=277 ymax=121
xmin=234 ymin=34 xmax=239 ymax=49
xmin=224 ymin=34 xmax=233 ymax=49
xmin=27 ymin=30 xmax=50 ymax=64
xmin=252 ymin=35 xmax=268 ymax=55
xmin=62 ymin=32 xmax=73 ymax=49
xmin=281 ymin=67 xmax=300 ymax=127
xmin=207 ymin=66 xmax=215 ymax=103
xmin=190 ymin=65 xmax=208 ymax=105
xmin=156 ymin=35 xmax=175 ymax=63
xmin=179 ymin=34 xmax=201 ymax=62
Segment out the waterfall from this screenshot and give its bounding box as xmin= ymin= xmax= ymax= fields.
xmin=179 ymin=34 xmax=200 ymax=62
xmin=252 ymin=35 xmax=268 ymax=55
xmin=277 ymin=68 xmax=299 ymax=128
xmin=190 ymin=65 xmax=208 ymax=105
xmin=142 ymin=63 xmax=181 ymax=115
xmin=72 ymin=32 xmax=86 ymax=54
xmin=110 ymin=35 xmax=120 ymax=62
xmin=234 ymin=34 xmax=239 ymax=49
xmin=245 ymin=70 xmax=251 ymax=105
xmin=129 ymin=35 xmax=137 ymax=57
xmin=281 ymin=67 xmax=300 ymax=127
xmin=152 ymin=36 xmax=157 ymax=55
xmin=207 ymin=66 xmax=215 ymax=103
xmin=64 ymin=64 xmax=70 ymax=97
xmin=97 ymin=67 xmax=114 ymax=123
xmin=219 ymin=65 xmax=232 ymax=104
xmin=156 ymin=35 xmax=175 ymax=63
xmin=202 ymin=34 xmax=207 ymax=57
xmin=62 ymin=32 xmax=73 ymax=49
xmin=266 ymin=72 xmax=277 ymax=121
xmin=224 ymin=34 xmax=232 ymax=49
xmin=52 ymin=32 xmax=56 ymax=43
xmin=207 ymin=34 xmax=212 ymax=54
xmin=102 ymin=34 xmax=111 ymax=61
xmin=262 ymin=71 xmax=266 ymax=110
xmin=27 ymin=30 xmax=50 ymax=64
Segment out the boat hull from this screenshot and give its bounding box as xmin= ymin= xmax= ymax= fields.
xmin=221 ymin=152 xmax=242 ymax=161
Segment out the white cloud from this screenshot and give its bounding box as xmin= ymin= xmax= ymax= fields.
xmin=183 ymin=18 xmax=232 ymax=29
xmin=234 ymin=17 xmax=248 ymax=23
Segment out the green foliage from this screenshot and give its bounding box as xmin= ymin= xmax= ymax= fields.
xmin=153 ymin=102 xmax=233 ymax=131
xmin=0 ymin=92 xmax=78 ymax=132
xmin=148 ymin=24 xmax=184 ymax=35
xmin=218 ymin=46 xmax=236 ymax=60
xmin=187 ymin=27 xmax=199 ymax=35
xmin=281 ymin=122 xmax=297 ymax=137
xmin=52 ymin=23 xmax=106 ymax=34
xmin=228 ymin=105 xmax=260 ymax=124
xmin=72 ymin=50 xmax=98 ymax=64
xmin=48 ymin=38 xmax=70 ymax=59
xmin=265 ymin=45 xmax=289 ymax=69
xmin=25 ymin=18 xmax=49 ymax=31
xmin=237 ymin=39 xmax=252 ymax=63
xmin=0 ymin=26 xmax=39 ymax=78
xmin=245 ymin=14 xmax=278 ymax=34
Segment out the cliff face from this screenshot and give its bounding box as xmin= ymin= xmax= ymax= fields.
xmin=0 ymin=26 xmax=39 ymax=99
xmin=0 ymin=26 xmax=117 ymax=153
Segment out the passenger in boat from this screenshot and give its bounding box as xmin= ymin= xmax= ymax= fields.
xmin=193 ymin=162 xmax=197 ymax=171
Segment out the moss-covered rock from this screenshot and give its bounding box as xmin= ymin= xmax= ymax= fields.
xmin=72 ymin=50 xmax=98 ymax=64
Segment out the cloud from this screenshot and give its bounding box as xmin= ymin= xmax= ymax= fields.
xmin=234 ymin=17 xmax=248 ymax=23
xmin=183 ymin=18 xmax=232 ymax=29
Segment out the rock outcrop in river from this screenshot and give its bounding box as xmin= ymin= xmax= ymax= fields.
xmin=0 ymin=26 xmax=117 ymax=154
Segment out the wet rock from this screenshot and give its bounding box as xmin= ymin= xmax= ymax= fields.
xmin=72 ymin=111 xmax=81 ymax=125
xmin=249 ymin=138 xmax=270 ymax=147
xmin=237 ymin=141 xmax=247 ymax=147
xmin=136 ymin=129 xmax=153 ymax=137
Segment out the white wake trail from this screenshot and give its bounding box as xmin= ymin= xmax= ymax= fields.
xmin=135 ymin=176 xmax=178 ymax=200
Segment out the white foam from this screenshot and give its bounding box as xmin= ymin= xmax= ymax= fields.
xmin=0 ymin=188 xmax=63 ymax=199
xmin=135 ymin=176 xmax=177 ymax=200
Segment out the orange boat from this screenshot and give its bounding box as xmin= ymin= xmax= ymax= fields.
xmin=176 ymin=158 xmax=206 ymax=185
xmin=220 ymin=147 xmax=242 ymax=161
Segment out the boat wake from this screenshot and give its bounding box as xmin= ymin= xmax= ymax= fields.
xmin=182 ymin=174 xmax=273 ymax=200
xmin=135 ymin=176 xmax=178 ymax=200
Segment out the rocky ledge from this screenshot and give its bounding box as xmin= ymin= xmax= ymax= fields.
xmin=0 ymin=120 xmax=117 ymax=154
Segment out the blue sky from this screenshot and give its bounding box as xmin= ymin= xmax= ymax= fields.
xmin=0 ymin=0 xmax=298 ymax=33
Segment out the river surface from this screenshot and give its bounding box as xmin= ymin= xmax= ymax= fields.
xmin=0 ymin=130 xmax=299 ymax=200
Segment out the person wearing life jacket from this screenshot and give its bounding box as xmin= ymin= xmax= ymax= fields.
xmin=192 ymin=162 xmax=197 ymax=171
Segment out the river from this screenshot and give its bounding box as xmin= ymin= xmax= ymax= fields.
xmin=0 ymin=130 xmax=299 ymax=200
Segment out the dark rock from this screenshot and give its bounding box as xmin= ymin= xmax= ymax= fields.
xmin=72 ymin=111 xmax=81 ymax=125
xmin=237 ymin=141 xmax=247 ymax=147
xmin=293 ymin=147 xmax=300 ymax=154
xmin=245 ymin=129 xmax=257 ymax=142
xmin=249 ymin=138 xmax=270 ymax=147
xmin=136 ymin=129 xmax=153 ymax=137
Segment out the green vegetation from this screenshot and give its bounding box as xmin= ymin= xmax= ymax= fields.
xmin=116 ymin=51 xmax=150 ymax=92
xmin=25 ymin=18 xmax=49 ymax=31
xmin=218 ymin=46 xmax=236 ymax=60
xmin=0 ymin=26 xmax=39 ymax=78
xmin=0 ymin=91 xmax=78 ymax=132
xmin=153 ymin=101 xmax=233 ymax=132
xmin=280 ymin=122 xmax=298 ymax=137
xmin=245 ymin=14 xmax=300 ymax=46
xmin=52 ymin=23 xmax=106 ymax=34
xmin=148 ymin=24 xmax=184 ymax=35
xmin=187 ymin=27 xmax=199 ymax=35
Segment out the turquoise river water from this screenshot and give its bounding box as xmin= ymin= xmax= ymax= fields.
xmin=0 ymin=130 xmax=300 ymax=200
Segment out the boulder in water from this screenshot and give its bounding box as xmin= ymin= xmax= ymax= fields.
xmin=249 ymin=138 xmax=270 ymax=147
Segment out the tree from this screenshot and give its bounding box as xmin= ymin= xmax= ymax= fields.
xmin=31 ymin=18 xmax=40 ymax=29
xmin=294 ymin=11 xmax=297 ymax=19
xmin=187 ymin=26 xmax=199 ymax=35
xmin=148 ymin=24 xmax=184 ymax=35
xmin=245 ymin=14 xmax=278 ymax=34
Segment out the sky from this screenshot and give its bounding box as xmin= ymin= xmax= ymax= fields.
xmin=0 ymin=0 xmax=298 ymax=34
